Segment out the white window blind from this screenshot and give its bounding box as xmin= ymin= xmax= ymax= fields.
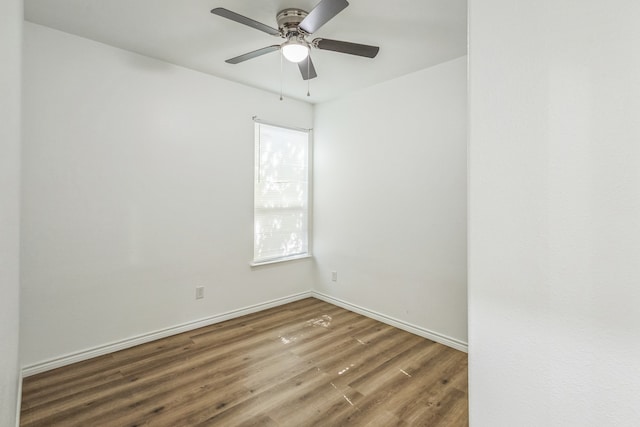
xmin=253 ymin=122 xmax=310 ymax=264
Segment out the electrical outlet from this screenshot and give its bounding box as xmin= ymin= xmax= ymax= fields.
xmin=195 ymin=286 xmax=204 ymax=300
xmin=331 ymin=271 xmax=338 ymax=282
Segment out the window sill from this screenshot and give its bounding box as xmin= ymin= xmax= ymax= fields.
xmin=250 ymin=254 xmax=312 ymax=267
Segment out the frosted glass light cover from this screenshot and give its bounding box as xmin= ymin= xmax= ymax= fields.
xmin=282 ymin=43 xmax=309 ymax=63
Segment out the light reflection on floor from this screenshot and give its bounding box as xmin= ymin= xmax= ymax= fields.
xmin=273 ymin=312 xmax=423 ymax=419
xmin=277 ymin=314 xmax=333 ymax=345
xmin=279 ymin=336 xmax=296 ymax=345
xmin=400 ymin=369 xmax=412 ymax=377
xmin=306 ymin=314 xmax=332 ymax=328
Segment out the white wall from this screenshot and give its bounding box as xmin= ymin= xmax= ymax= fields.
xmin=21 ymin=23 xmax=314 ymax=368
xmin=313 ymin=57 xmax=468 ymax=347
xmin=469 ymin=1 xmax=640 ymax=425
xmin=0 ymin=0 xmax=22 ymax=425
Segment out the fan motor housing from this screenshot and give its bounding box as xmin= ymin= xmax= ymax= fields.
xmin=277 ymin=8 xmax=308 ymax=36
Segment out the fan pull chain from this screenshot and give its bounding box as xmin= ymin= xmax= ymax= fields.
xmin=279 ymin=49 xmax=284 ymax=101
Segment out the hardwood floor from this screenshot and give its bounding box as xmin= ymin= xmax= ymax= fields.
xmin=20 ymin=298 xmax=468 ymax=426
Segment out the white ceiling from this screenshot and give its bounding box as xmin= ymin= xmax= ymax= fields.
xmin=24 ymin=0 xmax=467 ymax=104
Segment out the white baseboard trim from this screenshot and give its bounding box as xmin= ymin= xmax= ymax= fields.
xmin=311 ymin=291 xmax=468 ymax=353
xmin=22 ymin=289 xmax=467 ymax=377
xmin=21 ymin=291 xmax=313 ymax=377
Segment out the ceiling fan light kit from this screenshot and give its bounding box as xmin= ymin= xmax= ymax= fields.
xmin=281 ymin=38 xmax=309 ymax=63
xmin=210 ymin=0 xmax=379 ymax=96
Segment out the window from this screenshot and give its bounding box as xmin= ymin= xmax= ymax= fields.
xmin=253 ymin=122 xmax=310 ymax=264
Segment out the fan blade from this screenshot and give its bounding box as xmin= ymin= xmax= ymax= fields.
xmin=299 ymin=0 xmax=349 ymax=34
xmin=298 ymin=57 xmax=318 ymax=80
xmin=313 ymin=38 xmax=379 ymax=58
xmin=226 ymin=45 xmax=280 ymax=64
xmin=211 ymin=8 xmax=280 ymax=36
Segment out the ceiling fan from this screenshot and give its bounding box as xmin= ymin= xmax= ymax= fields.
xmin=210 ymin=0 xmax=380 ymax=81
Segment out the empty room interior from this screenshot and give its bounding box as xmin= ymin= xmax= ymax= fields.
xmin=2 ymin=0 xmax=640 ymax=426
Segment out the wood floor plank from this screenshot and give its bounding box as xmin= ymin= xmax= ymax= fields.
xmin=348 ymin=339 xmax=441 ymax=395
xmin=21 ymin=298 xmax=468 ymax=426
xmin=189 ymin=366 xmax=332 ymax=426
xmin=385 ymin=350 xmax=468 ymax=423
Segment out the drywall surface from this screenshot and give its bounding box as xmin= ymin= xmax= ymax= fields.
xmin=313 ymin=57 xmax=468 ymax=346
xmin=469 ymin=0 xmax=640 ymax=425
xmin=21 ymin=23 xmax=314 ymax=367
xmin=0 ymin=0 xmax=22 ymax=424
